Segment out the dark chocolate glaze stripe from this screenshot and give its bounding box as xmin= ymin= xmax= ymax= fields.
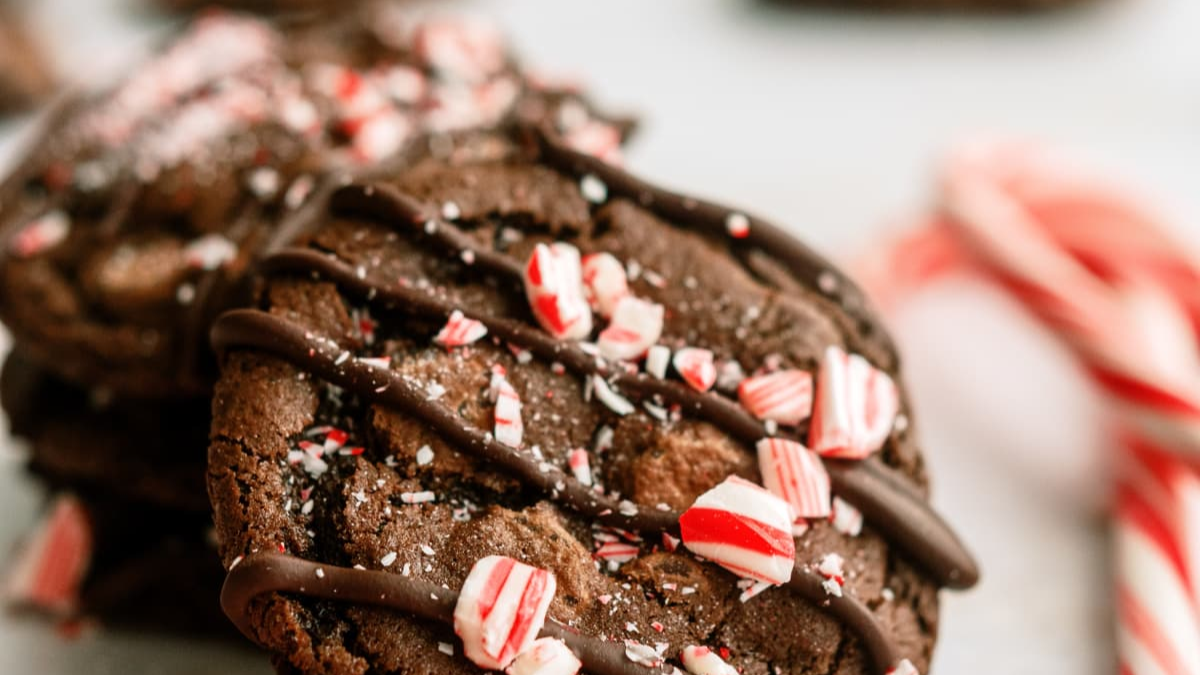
xmin=223 ymin=552 xmax=673 ymax=675
xmin=211 ymin=308 xmax=898 ymax=673
xmin=526 ymin=123 xmax=896 ymax=365
xmin=321 ymin=186 xmax=979 ymax=590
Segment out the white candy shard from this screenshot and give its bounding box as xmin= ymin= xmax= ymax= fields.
xmin=830 ymin=496 xmax=864 ymax=536
xmin=646 ymin=346 xmax=671 ymax=380
xmin=597 ymin=296 xmax=664 ymax=362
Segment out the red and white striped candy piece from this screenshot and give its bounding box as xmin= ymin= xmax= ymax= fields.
xmin=491 ymin=369 xmax=524 ymax=448
xmin=10 ymin=211 xmax=70 ymax=258
xmin=414 ymin=18 xmax=506 ymax=84
xmin=597 ymin=296 xmax=664 ymax=362
xmin=594 ymin=542 xmax=638 ymax=566
xmin=525 ymin=243 xmax=593 ymax=341
xmin=436 ymin=310 xmax=488 ymax=348
xmin=4 ymin=495 xmax=93 ymax=614
xmin=809 ymin=346 xmax=899 ymax=460
xmin=738 ymin=370 xmax=814 ymax=426
xmin=568 ymin=449 xmax=593 ymax=486
xmin=581 ymin=252 xmax=629 ymax=318
xmin=564 ymin=121 xmax=624 ymax=166
xmin=454 ymin=556 xmax=557 ymax=670
xmin=680 ymin=646 xmax=738 ymax=675
xmin=678 ymin=476 xmax=796 ymax=585
xmin=757 ymin=438 xmax=831 ymax=521
xmin=673 ymin=348 xmax=717 ymax=392
xmin=506 ymin=637 xmax=582 ymax=675
xmin=351 ymin=110 xmax=412 ymax=164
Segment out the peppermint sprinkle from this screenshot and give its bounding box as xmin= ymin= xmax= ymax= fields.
xmin=315 ymin=567 xmax=326 ymax=579
xmin=738 ymin=579 xmax=771 ymax=603
xmin=442 ymin=201 xmax=461 ymax=220
xmin=380 ymin=552 xmax=398 ymax=567
xmin=420 ymin=544 xmax=436 ymax=556
xmin=725 ymin=212 xmax=751 ymax=239
xmin=592 ymin=376 xmax=635 ymax=416
xmin=415 ymin=445 xmax=435 ymax=466
xmin=401 ymin=491 xmax=436 ymax=504
xmin=438 ymin=642 xmax=455 ymax=656
xmin=580 ymin=174 xmax=608 ymax=203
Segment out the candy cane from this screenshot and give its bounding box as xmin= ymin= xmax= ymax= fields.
xmin=859 ymin=140 xmax=1200 ymax=675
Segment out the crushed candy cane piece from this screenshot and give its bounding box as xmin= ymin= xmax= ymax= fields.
xmin=738 ymin=370 xmax=813 ymax=426
xmin=624 ymin=642 xmax=664 ymax=668
xmin=506 ymin=637 xmax=581 ymax=675
xmin=436 ymin=310 xmax=488 ymax=347
xmin=646 ymin=346 xmax=671 ymax=380
xmin=809 ymin=346 xmax=899 ymax=459
xmin=594 ymin=542 xmax=639 ymax=565
xmin=597 ymin=297 xmax=664 ymax=361
xmin=673 ymin=348 xmax=717 ymax=392
xmin=738 ymin=578 xmax=772 ymax=603
xmin=568 ymin=449 xmax=593 ymax=486
xmin=184 ymin=233 xmax=237 ymax=270
xmin=725 ymin=213 xmax=751 ymax=239
xmin=592 ymin=376 xmax=635 ymax=415
xmin=525 ymin=243 xmax=593 ymax=340
xmin=681 ymin=646 xmax=739 ymax=675
xmin=414 ymin=19 xmax=505 ymax=84
xmin=679 ymin=476 xmax=796 ymax=585
xmin=757 ymin=438 xmax=831 ymax=520
xmin=565 ymin=121 xmax=624 ymax=165
xmin=5 ymin=495 xmax=92 ymax=614
xmin=830 ymin=497 xmax=863 ymax=536
xmin=492 ymin=372 xmax=524 ymax=448
xmin=10 ymin=211 xmax=70 ymax=258
xmin=580 ymin=174 xmax=607 ymax=203
xmin=582 ymin=252 xmax=629 ymax=317
xmin=817 ymin=553 xmax=846 ymax=597
xmin=454 ymin=556 xmax=556 ymax=670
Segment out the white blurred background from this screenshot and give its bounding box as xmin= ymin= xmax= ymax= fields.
xmin=3 ymin=0 xmax=1199 ymax=671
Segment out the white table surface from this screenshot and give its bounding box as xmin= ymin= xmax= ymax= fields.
xmin=3 ymin=0 xmax=1198 ymax=671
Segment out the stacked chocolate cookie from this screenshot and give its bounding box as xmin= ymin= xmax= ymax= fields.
xmin=1 ymin=4 xmax=978 ymax=674
xmin=0 ymin=5 xmax=627 ymax=636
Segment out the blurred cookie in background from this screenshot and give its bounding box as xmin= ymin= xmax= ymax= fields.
xmin=0 ymin=6 xmax=57 ymax=115
xmin=0 ymin=6 xmax=631 ymax=398
xmin=0 ymin=351 xmax=211 ymax=514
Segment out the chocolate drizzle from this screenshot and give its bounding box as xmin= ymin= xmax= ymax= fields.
xmin=222 ymin=552 xmax=676 ymax=675
xmin=320 ymin=183 xmax=978 ymax=590
xmin=212 ymin=126 xmax=978 ymax=675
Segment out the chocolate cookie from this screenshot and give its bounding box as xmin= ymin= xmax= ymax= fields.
xmin=4 ymin=493 xmax=229 ymax=635
xmin=0 ymin=7 xmax=56 ymax=115
xmin=0 ymin=7 xmax=629 ymax=396
xmin=207 ymin=124 xmax=977 ymax=675
xmin=1 ymin=351 xmax=210 ymax=513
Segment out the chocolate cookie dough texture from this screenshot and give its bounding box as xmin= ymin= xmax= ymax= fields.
xmin=0 ymin=7 xmax=628 ymax=397
xmin=208 ymin=122 xmax=978 ymax=675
